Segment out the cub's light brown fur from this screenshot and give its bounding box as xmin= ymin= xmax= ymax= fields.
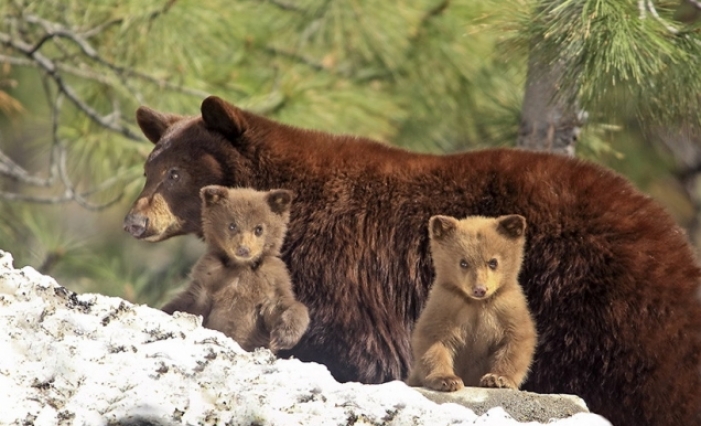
xmin=407 ymin=214 xmax=537 ymax=391
xmin=162 ymin=186 xmax=309 ymax=353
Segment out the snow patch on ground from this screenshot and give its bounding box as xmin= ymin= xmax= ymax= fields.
xmin=0 ymin=250 xmax=611 ymax=425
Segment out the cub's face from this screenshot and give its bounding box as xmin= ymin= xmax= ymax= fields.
xmin=200 ymin=186 xmax=293 ymax=265
xmin=428 ymin=215 xmax=526 ymax=300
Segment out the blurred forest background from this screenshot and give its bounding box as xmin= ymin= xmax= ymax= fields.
xmin=1 ymin=0 xmax=700 ymax=307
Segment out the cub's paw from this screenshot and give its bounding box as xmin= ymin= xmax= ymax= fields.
xmin=479 ymin=373 xmax=517 ymax=389
xmin=270 ymin=327 xmax=300 ymax=352
xmin=424 ymin=374 xmax=464 ymax=392
xmin=270 ymin=306 xmax=309 ymax=351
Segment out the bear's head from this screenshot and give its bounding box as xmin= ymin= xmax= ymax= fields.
xmin=199 ymin=186 xmax=293 ymax=265
xmin=123 ymin=97 xmax=262 ymax=242
xmin=428 ymin=214 xmax=527 ymax=300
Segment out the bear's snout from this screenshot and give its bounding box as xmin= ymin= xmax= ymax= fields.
xmin=123 ymin=214 xmax=149 ymax=238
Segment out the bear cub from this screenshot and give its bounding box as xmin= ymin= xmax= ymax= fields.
xmin=162 ymin=186 xmax=310 ymax=353
xmin=407 ymin=214 xmax=537 ymax=391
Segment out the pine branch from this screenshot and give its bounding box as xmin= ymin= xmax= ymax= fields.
xmin=21 ymin=14 xmax=211 ymax=100
xmin=265 ymin=46 xmax=326 ymax=71
xmin=644 ymin=0 xmax=680 ymax=34
xmin=248 ymin=0 xmax=301 ymax=12
xmin=0 ymin=31 xmax=143 ymax=140
xmin=0 ymin=76 xmax=126 ymax=210
xmin=422 ymin=0 xmax=451 ymax=23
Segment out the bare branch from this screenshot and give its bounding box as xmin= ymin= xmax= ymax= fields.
xmin=0 ymin=31 xmax=144 ymax=140
xmin=2 ymin=50 xmax=209 ymax=98
xmin=51 ymin=91 xmax=124 ymax=211
xmin=0 ymin=150 xmax=54 ymax=186
xmin=7 ymin=13 xmax=212 ymax=98
xmin=0 ymin=54 xmax=33 ymax=67
xmin=81 ymin=17 xmax=127 ymax=39
xmin=638 ymin=0 xmax=647 ymax=19
xmin=0 ymin=4 xmax=183 ymax=211
xmin=55 ymin=138 xmax=123 ymax=211
xmin=0 ymin=191 xmax=74 ymax=204
xmin=646 ymin=0 xmax=680 ymax=34
xmin=248 ymin=0 xmax=301 ymax=12
xmin=422 ymin=0 xmax=451 ymax=23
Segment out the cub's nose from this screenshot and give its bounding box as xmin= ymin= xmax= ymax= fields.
xmin=236 ymin=246 xmax=250 ymax=258
xmin=123 ymin=214 xmax=149 ymax=238
xmin=473 ymin=286 xmax=487 ymax=298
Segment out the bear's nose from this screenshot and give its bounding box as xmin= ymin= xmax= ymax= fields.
xmin=236 ymin=246 xmax=250 ymax=258
xmin=473 ymin=286 xmax=487 ymax=298
xmin=123 ymin=214 xmax=149 ymax=238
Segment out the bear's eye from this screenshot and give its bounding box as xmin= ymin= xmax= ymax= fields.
xmin=254 ymin=225 xmax=264 ymax=237
xmin=460 ymin=259 xmax=469 ymax=269
xmin=488 ymin=258 xmax=498 ymax=269
xmin=168 ymin=169 xmax=180 ymax=181
xmin=228 ymin=223 xmax=237 ymax=232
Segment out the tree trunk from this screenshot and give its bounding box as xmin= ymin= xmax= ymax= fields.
xmin=516 ymin=53 xmax=585 ymax=156
xmin=654 ymin=125 xmax=701 ymax=246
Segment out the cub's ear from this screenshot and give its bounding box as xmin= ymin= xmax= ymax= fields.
xmin=429 ymin=215 xmax=458 ymax=240
xmin=266 ymin=189 xmax=294 ymax=215
xmin=496 ymin=214 xmax=527 ymax=239
xmin=201 ymin=96 xmax=248 ymax=140
xmin=200 ymin=185 xmax=229 ymax=206
xmin=136 ymin=106 xmax=183 ymax=144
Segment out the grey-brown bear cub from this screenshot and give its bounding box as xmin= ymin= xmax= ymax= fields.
xmin=407 ymin=214 xmax=537 ymax=391
xmin=162 ymin=186 xmax=309 ymax=353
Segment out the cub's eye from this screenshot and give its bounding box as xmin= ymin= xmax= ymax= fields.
xmin=460 ymin=259 xmax=469 ymax=269
xmin=254 ymin=225 xmax=264 ymax=237
xmin=488 ymin=258 xmax=498 ymax=269
xmin=228 ymin=223 xmax=237 ymax=232
xmin=168 ymin=169 xmax=180 ymax=181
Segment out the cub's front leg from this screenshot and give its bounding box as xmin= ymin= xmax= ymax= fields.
xmin=269 ymin=300 xmax=310 ymax=353
xmin=412 ymin=341 xmax=464 ymax=392
xmin=481 ymin=303 xmax=537 ymax=390
xmin=161 ymin=281 xmax=211 ymax=320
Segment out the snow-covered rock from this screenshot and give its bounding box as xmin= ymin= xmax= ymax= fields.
xmin=0 ymin=250 xmax=611 ymax=425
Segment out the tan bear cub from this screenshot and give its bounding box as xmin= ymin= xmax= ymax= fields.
xmin=407 ymin=214 xmax=537 ymax=392
xmin=161 ymin=186 xmax=310 ymax=353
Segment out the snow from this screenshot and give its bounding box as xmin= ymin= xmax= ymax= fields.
xmin=0 ymin=250 xmax=611 ymax=425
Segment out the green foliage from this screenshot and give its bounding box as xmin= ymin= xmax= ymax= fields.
xmin=1 ymin=0 xmax=699 ymax=304
xmin=512 ymin=0 xmax=701 ymax=125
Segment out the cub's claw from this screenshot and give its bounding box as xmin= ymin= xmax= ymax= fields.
xmin=425 ymin=374 xmax=464 ymax=392
xmin=480 ymin=373 xmax=517 ymax=389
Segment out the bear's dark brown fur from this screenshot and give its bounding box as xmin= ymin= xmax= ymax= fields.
xmin=407 ymin=214 xmax=537 ymax=392
xmin=161 ymin=186 xmax=309 ymax=353
xmin=124 ymin=96 xmax=701 ymax=426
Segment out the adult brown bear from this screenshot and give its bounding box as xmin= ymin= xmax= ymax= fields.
xmin=124 ymin=96 xmax=701 ymax=426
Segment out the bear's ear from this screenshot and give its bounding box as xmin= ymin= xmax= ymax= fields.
xmin=200 ymin=185 xmax=229 ymax=206
xmin=496 ymin=214 xmax=527 ymax=239
xmin=201 ymin=96 xmax=248 ymax=140
xmin=136 ymin=106 xmax=183 ymax=144
xmin=429 ymin=215 xmax=458 ymax=240
xmin=266 ymin=189 xmax=294 ymax=215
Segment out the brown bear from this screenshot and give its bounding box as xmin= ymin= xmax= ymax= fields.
xmin=161 ymin=186 xmax=309 ymax=353
xmin=124 ymin=95 xmax=701 ymax=426
xmin=406 ymin=214 xmax=537 ymax=392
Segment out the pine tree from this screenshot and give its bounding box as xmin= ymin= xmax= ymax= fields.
xmin=0 ymin=0 xmax=699 ymax=303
